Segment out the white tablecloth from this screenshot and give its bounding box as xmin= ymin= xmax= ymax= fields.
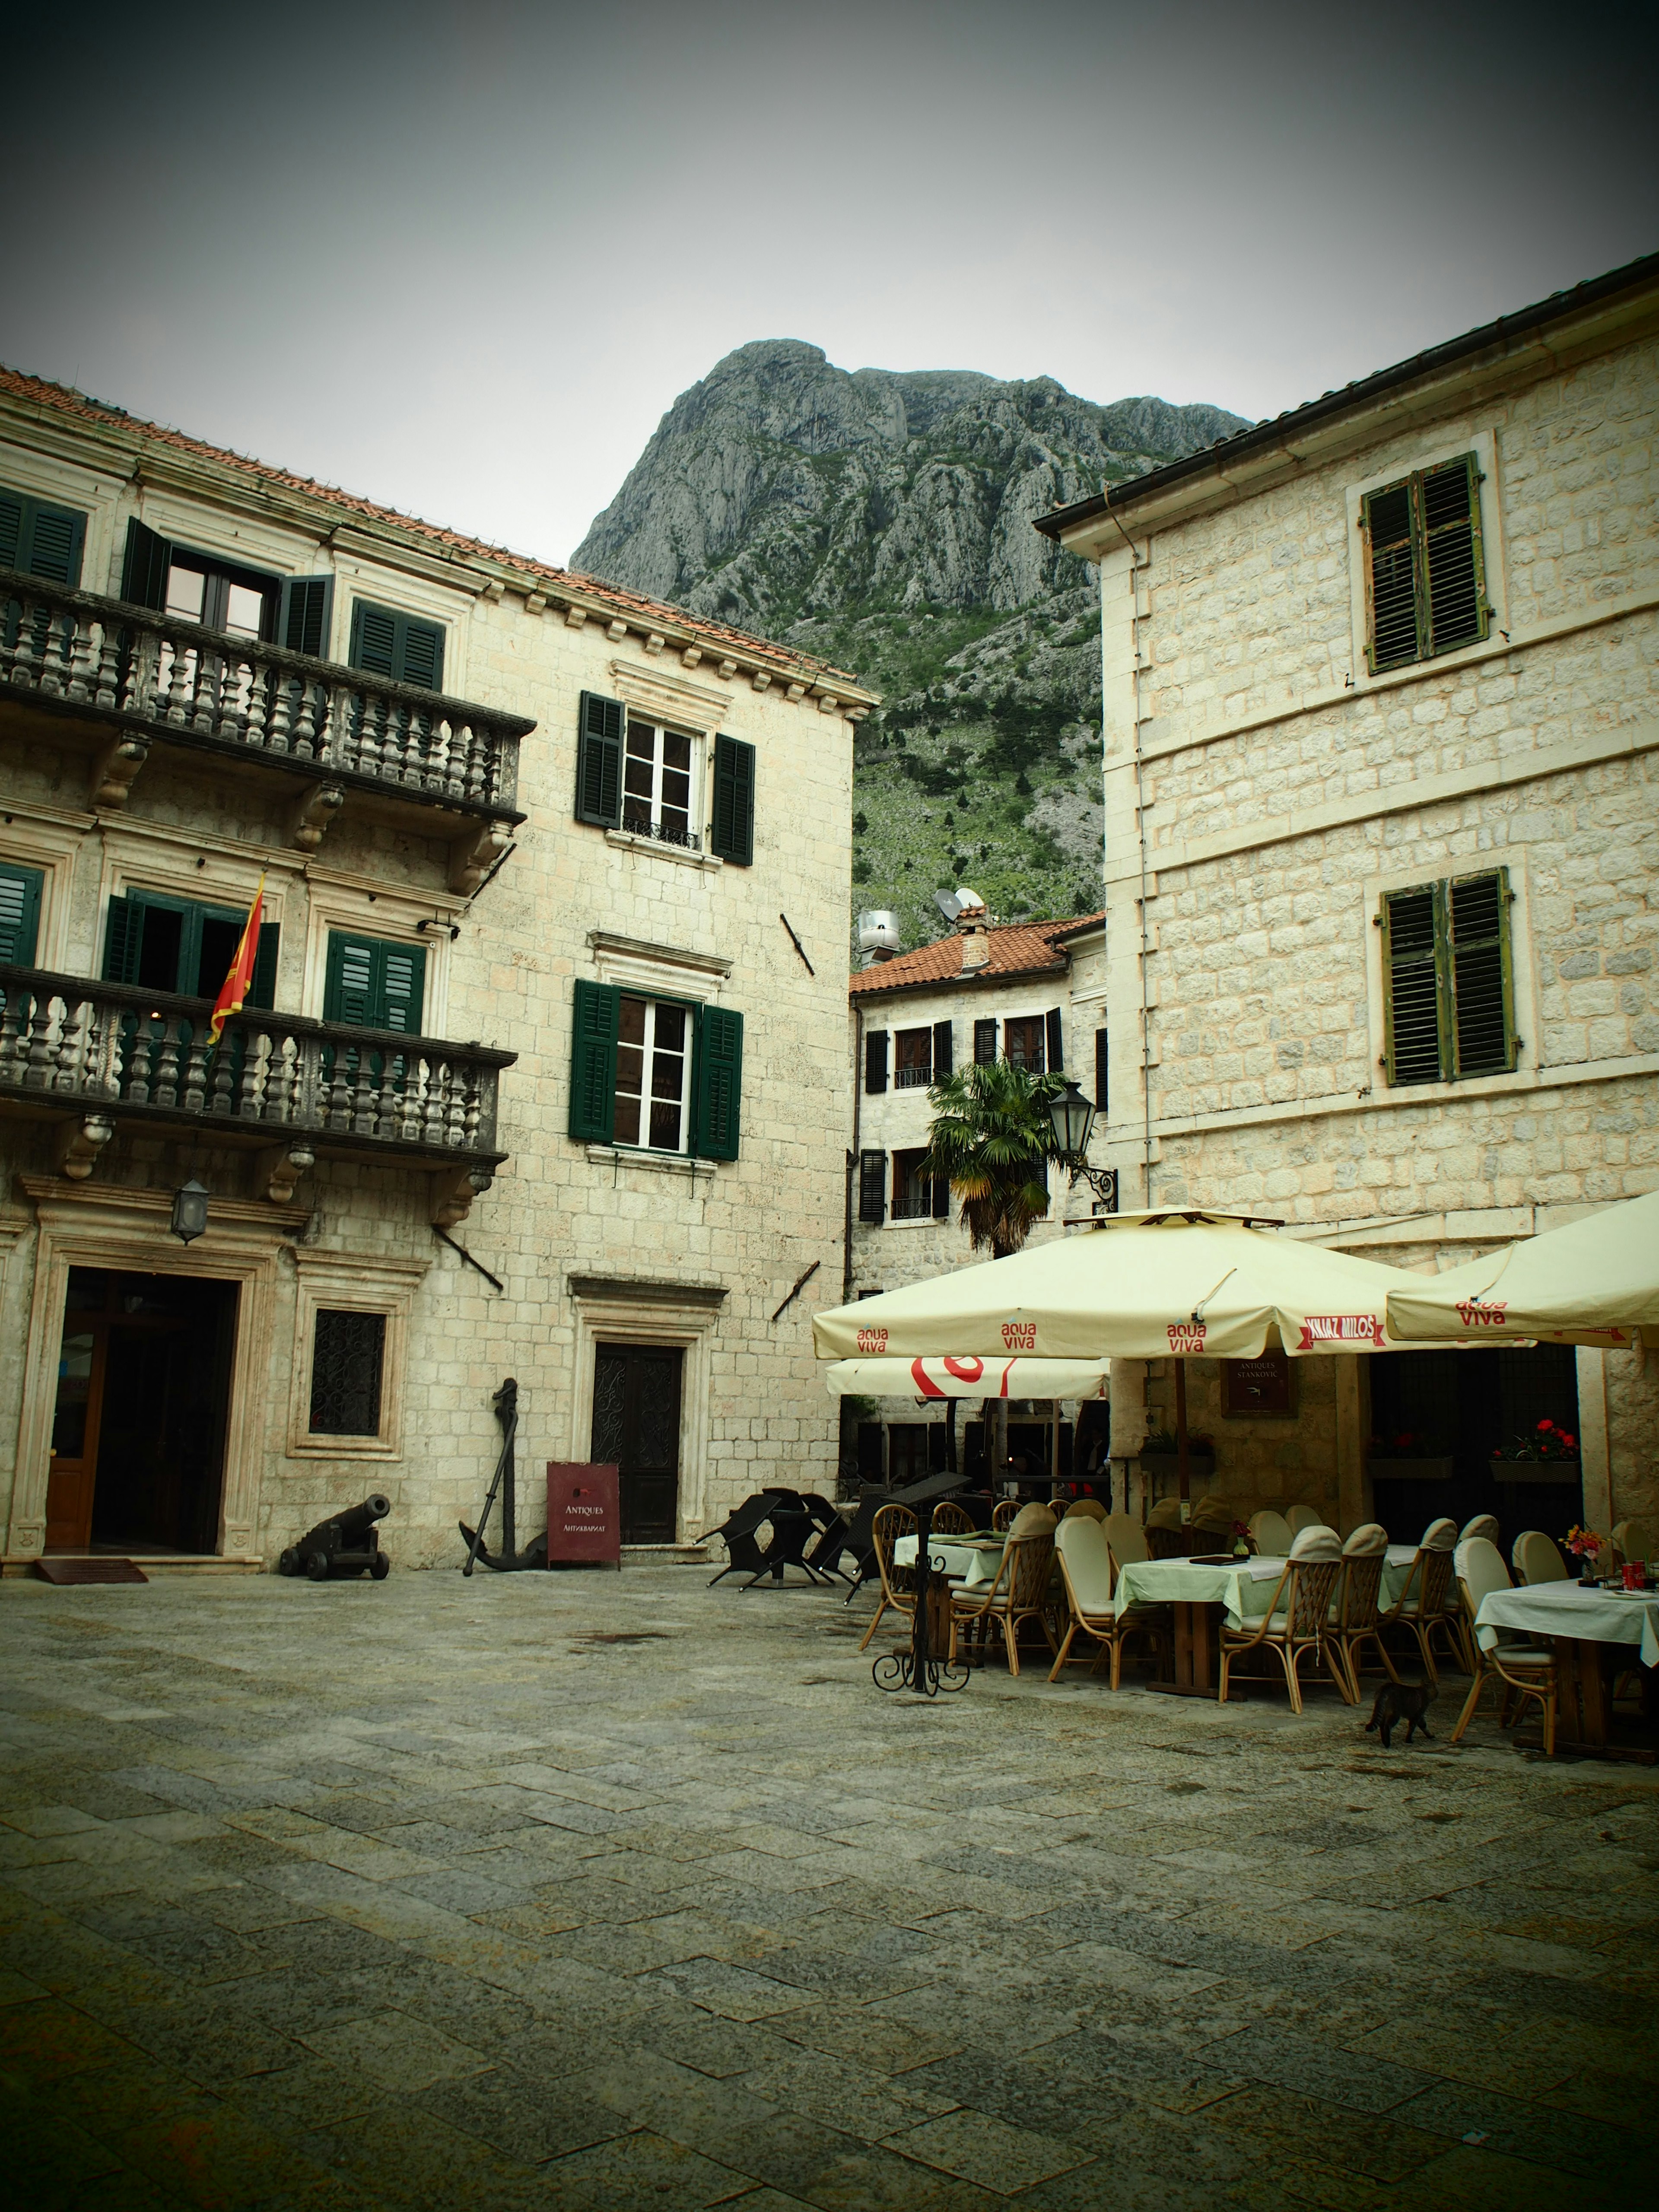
xmin=1475 ymin=1582 xmax=1659 ymax=1669
xmin=893 ymin=1533 xmax=1005 ymax=1589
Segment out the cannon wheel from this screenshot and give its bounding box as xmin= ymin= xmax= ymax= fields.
xmin=305 ymin=1551 xmax=332 ymax=1583
xmin=278 ymin=1548 xmax=299 ymax=1576
xmin=370 ymin=1552 xmax=391 ymax=1581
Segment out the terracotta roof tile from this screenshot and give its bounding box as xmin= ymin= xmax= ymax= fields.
xmin=0 ymin=366 xmax=873 ymax=698
xmin=849 ymin=911 xmax=1103 ymax=998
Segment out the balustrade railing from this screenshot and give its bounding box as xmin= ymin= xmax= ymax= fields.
xmin=0 ymin=965 xmax=512 ymax=1157
xmin=0 ymin=569 xmax=528 ymax=813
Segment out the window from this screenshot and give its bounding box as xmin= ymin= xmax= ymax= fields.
xmin=121 ymin=521 xmax=278 ymax=641
xmin=623 ymin=719 xmax=698 ymax=848
xmin=1004 ymin=1015 xmax=1046 ymax=1071
xmin=308 ymin=1309 xmax=386 ymax=1436
xmin=858 ymin=1149 xmax=887 ymax=1224
xmin=1380 ymin=869 xmax=1516 ymax=1086
xmin=891 ymin=1147 xmax=947 ymax=1222
xmin=895 ymin=1027 xmax=932 ymax=1089
xmin=569 ymin=980 xmax=744 ymax=1160
xmin=1362 ymin=452 xmax=1489 ymax=674
xmin=349 ymin=599 xmax=445 ymax=690
xmin=322 ymin=931 xmax=426 ymax=1033
xmin=0 ymin=861 xmax=44 ymax=965
xmin=0 ymin=486 xmax=86 ymax=586
xmin=1094 ymin=1027 xmax=1109 ymax=1118
xmin=102 ymin=890 xmax=278 ymax=1005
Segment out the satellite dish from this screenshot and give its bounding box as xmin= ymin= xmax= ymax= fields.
xmin=934 ymin=890 xmax=963 ymax=925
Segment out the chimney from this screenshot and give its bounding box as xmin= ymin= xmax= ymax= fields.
xmin=958 ymin=903 xmax=990 ymax=973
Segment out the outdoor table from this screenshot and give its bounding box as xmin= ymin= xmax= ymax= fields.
xmin=1475 ymin=1582 xmax=1659 ymax=1746
xmin=893 ymin=1532 xmax=1004 ymax=1589
xmin=1111 ymin=1554 xmax=1292 ymax=1697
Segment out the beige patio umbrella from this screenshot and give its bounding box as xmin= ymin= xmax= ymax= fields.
xmin=1385 ymin=1189 xmax=1659 ymax=1348
xmin=823 ymin=1355 xmax=1110 ymax=1400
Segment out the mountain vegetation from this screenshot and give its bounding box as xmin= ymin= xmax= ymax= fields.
xmin=573 ymin=341 xmax=1249 ymax=948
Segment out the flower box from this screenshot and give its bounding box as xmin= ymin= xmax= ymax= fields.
xmin=1489 ymin=1458 xmax=1581 ymax=1487
xmin=1367 ymin=1457 xmax=1455 ymax=1484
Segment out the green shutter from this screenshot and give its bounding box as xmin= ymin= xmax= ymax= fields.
xmin=0 ymin=863 xmax=44 ymax=965
xmin=323 ymin=932 xmax=425 ymax=1031
xmin=1381 ymin=884 xmax=1449 ymax=1086
xmin=121 ymin=520 xmax=172 ymax=611
xmin=575 ymin=691 xmax=624 ymax=828
xmin=348 ymin=600 xmax=445 ymax=690
xmin=692 ymin=1004 xmax=744 ymax=1161
xmin=279 ymin=575 xmax=334 ymax=659
xmin=102 ymin=894 xmax=144 ymax=984
xmin=248 ymin=922 xmax=280 ymax=1013
xmin=0 ymin=488 xmax=86 ymax=587
xmin=1449 ymin=869 xmax=1514 ymax=1078
xmin=1421 ymin=454 xmax=1488 ymax=658
xmin=709 ymin=734 xmax=755 ymax=865
xmin=569 ymin=978 xmax=620 ymax=1142
xmin=1363 ymin=480 xmax=1420 ymax=673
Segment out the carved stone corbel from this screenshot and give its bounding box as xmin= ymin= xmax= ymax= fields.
xmin=432 ymin=1164 xmax=492 ymax=1230
xmin=448 ymin=820 xmax=510 ymax=896
xmin=55 ymin=1115 xmax=114 ymax=1180
xmin=289 ymin=781 xmax=344 ymax=853
xmin=565 ymin=607 xmax=589 ymax=630
xmin=257 ymin=1143 xmax=315 ymax=1205
xmin=680 ymin=646 xmax=702 ymax=670
xmin=786 ymin=681 xmax=807 ymax=702
xmin=90 ymin=737 xmax=148 ymax=809
xmin=717 ymin=660 xmax=737 ymax=679
xmin=606 ymin=619 xmax=628 ymax=642
xmin=752 ymin=672 xmax=772 ymax=693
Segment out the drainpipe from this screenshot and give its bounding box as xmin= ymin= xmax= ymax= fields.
xmin=1108 ymin=503 xmax=1154 ymax=1208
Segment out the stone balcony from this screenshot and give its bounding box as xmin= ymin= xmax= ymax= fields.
xmin=0 ymin=571 xmax=531 ymax=891
xmin=0 ymin=963 xmax=515 ymax=1223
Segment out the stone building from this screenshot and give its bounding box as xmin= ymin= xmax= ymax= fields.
xmin=0 ymin=370 xmax=874 ymax=1571
xmin=846 ymin=899 xmax=1110 ymax=1485
xmin=1037 ymin=252 xmax=1659 ymax=1541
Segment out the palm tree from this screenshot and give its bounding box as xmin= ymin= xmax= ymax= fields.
xmin=920 ymin=1058 xmax=1065 ymax=1485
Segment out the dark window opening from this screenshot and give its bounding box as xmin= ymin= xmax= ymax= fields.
xmin=308 ymin=1310 xmax=387 ymax=1436
xmin=894 ymin=1027 xmax=932 ymax=1089
xmin=891 ymin=1146 xmax=937 ymax=1221
xmin=1004 ymin=1015 xmax=1046 ymax=1071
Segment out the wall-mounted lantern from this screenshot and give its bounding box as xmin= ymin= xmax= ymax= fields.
xmin=170 ymin=1177 xmax=210 ymax=1245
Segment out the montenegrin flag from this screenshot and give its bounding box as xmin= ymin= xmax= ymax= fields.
xmin=208 ymin=876 xmax=264 ymax=1047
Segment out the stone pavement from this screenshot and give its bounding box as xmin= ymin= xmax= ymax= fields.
xmin=0 ymin=1566 xmax=1655 ymax=2212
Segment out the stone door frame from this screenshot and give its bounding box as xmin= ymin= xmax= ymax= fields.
xmin=566 ymin=1275 xmax=725 ymax=1544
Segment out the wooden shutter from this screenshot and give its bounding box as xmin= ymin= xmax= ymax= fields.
xmin=1381 ymin=884 xmax=1448 ymax=1086
xmin=709 ymin=734 xmax=755 ymax=865
xmin=932 ymin=1018 xmax=953 ymax=1078
xmin=1421 ymin=454 xmax=1488 ymax=658
xmin=121 ymin=519 xmax=172 ymax=611
xmin=1361 ymin=479 xmax=1419 ymax=673
xmin=0 ymin=862 xmax=44 ymax=965
xmin=323 ymin=932 xmax=425 ymax=1031
xmin=1449 ymin=869 xmax=1514 ymax=1078
xmin=1094 ymin=1027 xmax=1109 ymax=1117
xmin=101 ymin=893 xmax=144 ymax=983
xmin=973 ymin=1018 xmax=997 ymax=1065
xmin=864 ymin=1029 xmax=888 ymax=1094
xmin=378 ymin=941 xmax=426 ymax=1033
xmin=575 ymin=691 xmax=624 ymax=827
xmin=349 ymin=600 xmax=445 ymax=689
xmin=248 ymin=922 xmax=280 ymax=1012
xmin=0 ymin=488 xmax=86 ymax=586
xmin=858 ymin=1149 xmax=887 ymax=1224
xmin=1046 ymin=1007 xmax=1064 ymax=1073
xmin=931 ymin=1162 xmax=950 ymax=1219
xmin=279 ymin=575 xmax=334 ymax=659
xmin=693 ymin=1004 xmax=744 ymax=1160
xmin=569 ymin=978 xmax=620 ymax=1142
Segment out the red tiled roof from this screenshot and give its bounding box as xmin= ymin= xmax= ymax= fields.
xmin=849 ymin=911 xmax=1103 ymax=998
xmin=0 ymin=366 xmax=874 ymax=699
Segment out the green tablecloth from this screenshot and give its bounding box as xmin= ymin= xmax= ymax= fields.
xmin=1476 ymin=1582 xmax=1659 ymax=1668
xmin=1112 ymin=1551 xmax=1422 ymax=1628
xmin=893 ymin=1533 xmax=1005 ymax=1589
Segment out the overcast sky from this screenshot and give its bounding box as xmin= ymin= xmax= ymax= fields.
xmin=4 ymin=1 xmax=1653 ymax=569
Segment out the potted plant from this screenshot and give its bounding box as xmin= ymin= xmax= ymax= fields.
xmin=1489 ymin=1419 xmax=1581 ymax=1486
xmin=1138 ymin=1427 xmax=1216 ymax=1486
xmin=1366 ymin=1430 xmax=1455 ymax=1483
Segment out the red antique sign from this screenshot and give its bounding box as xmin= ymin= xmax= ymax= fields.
xmin=1294 ymin=1315 xmax=1383 ymax=1349
xmin=546 ymin=1462 xmax=621 ymax=1567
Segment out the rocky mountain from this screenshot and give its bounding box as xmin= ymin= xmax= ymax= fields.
xmin=574 ymin=341 xmax=1249 ymax=947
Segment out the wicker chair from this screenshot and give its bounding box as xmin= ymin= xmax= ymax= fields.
xmin=1513 ymin=1530 xmax=1569 ymax=1586
xmin=1450 ymin=1537 xmax=1560 ymax=1756
xmin=1065 ymin=1497 xmax=1108 ymax=1523
xmin=992 ymin=1499 xmax=1020 ymax=1531
xmin=1248 ymin=1508 xmax=1294 ymax=1556
xmin=1219 ymin=1526 xmax=1351 ymax=1712
xmin=1103 ymin=1513 xmax=1150 ymax=1573
xmin=930 ymin=1499 xmax=976 ymax=1536
xmin=1459 ymin=1513 xmax=1501 ymax=1545
xmin=1286 ymin=1503 xmax=1331 ymax=1537
xmin=1380 ymin=1519 xmax=1463 ymax=1686
xmin=857 ymin=1504 xmax=918 ymax=1653
xmin=1611 ymin=1518 xmax=1656 ymax=1568
xmin=1327 ymin=1522 xmax=1398 ymax=1701
xmin=1048 ymin=1516 xmax=1167 ymax=1688
xmin=952 ymin=1526 xmax=1058 ymax=1676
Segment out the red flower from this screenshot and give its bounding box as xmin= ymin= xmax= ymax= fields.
xmin=1538 ymin=1419 xmax=1554 ymax=1432
xmin=1561 ymin=1433 xmax=1576 ymax=1450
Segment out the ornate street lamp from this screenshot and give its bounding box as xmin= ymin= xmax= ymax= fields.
xmin=1047 ymin=1080 xmax=1118 ymax=1214
xmin=170 ymin=1176 xmax=210 ymax=1245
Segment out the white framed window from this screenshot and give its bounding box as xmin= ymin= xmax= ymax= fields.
xmin=623 ymin=719 xmax=698 ymax=849
xmin=615 ymin=995 xmax=691 ymax=1152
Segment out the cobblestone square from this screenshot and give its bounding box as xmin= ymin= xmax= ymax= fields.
xmin=1 ymin=1567 xmax=1655 ymax=2210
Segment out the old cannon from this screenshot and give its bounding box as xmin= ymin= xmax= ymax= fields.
xmin=279 ymin=1495 xmax=392 ymax=1582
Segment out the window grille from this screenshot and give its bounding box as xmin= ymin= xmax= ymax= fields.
xmin=308 ymin=1309 xmax=386 ymax=1436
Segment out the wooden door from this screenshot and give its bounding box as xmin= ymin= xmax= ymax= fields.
xmin=45 ymin=1319 xmax=108 ymax=1551
xmin=591 ymin=1345 xmax=683 ymax=1544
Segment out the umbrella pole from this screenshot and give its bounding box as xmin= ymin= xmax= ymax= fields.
xmin=1175 ymin=1360 xmax=1190 ymax=1506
